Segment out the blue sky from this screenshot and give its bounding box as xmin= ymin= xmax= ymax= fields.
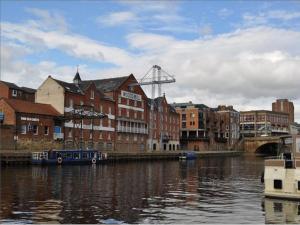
xmin=1 ymin=0 xmax=300 ymax=121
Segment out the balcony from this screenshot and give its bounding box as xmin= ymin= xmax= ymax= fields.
xmin=162 ymin=135 xmax=170 ymax=143
xmin=54 ymin=133 xmax=64 ymax=140
xmin=180 ymin=136 xmax=210 ymax=142
xmin=117 ymin=126 xmax=148 ymax=134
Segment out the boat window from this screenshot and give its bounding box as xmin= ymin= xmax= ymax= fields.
xmin=73 ymin=153 xmax=80 ymax=159
xmin=62 ymin=153 xmax=67 ymax=159
xmin=82 ymin=153 xmax=88 ymax=159
xmin=274 ymin=179 xmax=282 ymax=189
xmin=66 ymin=153 xmax=73 ymax=159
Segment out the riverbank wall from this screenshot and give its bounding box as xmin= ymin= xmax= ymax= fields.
xmin=0 ymin=150 xmax=243 ymax=165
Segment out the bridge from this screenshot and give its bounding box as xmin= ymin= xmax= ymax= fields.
xmin=243 ymin=135 xmax=291 ymax=154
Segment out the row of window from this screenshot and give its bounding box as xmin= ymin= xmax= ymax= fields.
xmin=21 ymin=124 xmax=49 ymax=135
xmin=152 ymin=143 xmax=180 ymax=151
xmin=68 ymin=99 xmax=113 ymax=114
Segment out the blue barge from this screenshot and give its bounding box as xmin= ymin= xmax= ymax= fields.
xmin=31 ymin=150 xmax=107 ymax=165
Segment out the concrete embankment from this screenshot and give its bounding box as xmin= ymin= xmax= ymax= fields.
xmin=0 ymin=150 xmax=243 ymax=165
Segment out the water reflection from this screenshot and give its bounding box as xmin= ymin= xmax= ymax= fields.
xmin=263 ymin=198 xmax=300 ymax=224
xmin=0 ymin=155 xmax=293 ymax=224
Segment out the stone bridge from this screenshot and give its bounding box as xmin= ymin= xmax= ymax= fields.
xmin=243 ymin=136 xmax=284 ymax=154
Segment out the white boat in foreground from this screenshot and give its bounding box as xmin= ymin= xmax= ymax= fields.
xmin=264 ymin=152 xmax=300 ymax=200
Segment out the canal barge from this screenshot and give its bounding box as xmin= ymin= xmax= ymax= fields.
xmin=32 ymin=150 xmax=107 ymax=165
xmin=263 ymin=136 xmax=300 ymax=200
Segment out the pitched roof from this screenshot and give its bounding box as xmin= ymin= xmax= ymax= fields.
xmin=2 ymin=98 xmax=61 ymax=116
xmin=53 ymin=78 xmax=84 ymax=94
xmin=0 ymin=81 xmax=35 ymax=94
xmin=81 ymin=75 xmax=129 ymax=93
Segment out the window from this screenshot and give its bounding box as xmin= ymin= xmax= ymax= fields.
xmin=21 ymin=125 xmax=26 ymax=134
xmin=127 ymin=99 xmax=129 ymax=105
xmin=33 ymin=125 xmax=38 ymax=135
xmin=298 ymin=181 xmax=300 ymax=191
xmin=274 ymin=180 xmax=282 ymax=189
xmin=80 ymin=101 xmax=83 ymax=106
xmin=134 ymin=100 xmax=137 ymax=107
xmin=108 ymin=119 xmax=111 ymax=127
xmin=153 ymin=143 xmax=156 ymax=150
xmin=118 ymin=96 xmax=121 ymax=103
xmin=182 ymin=122 xmax=186 ymax=128
xmin=68 ymin=129 xmax=72 ymax=138
xmin=108 ymin=133 xmax=111 ymax=140
xmin=182 ymin=114 xmax=186 ymax=120
xmin=44 ymin=126 xmax=49 ymax=135
xmin=134 ymin=111 xmax=137 ymax=119
xmin=126 ymin=109 xmax=129 ymax=117
xmin=12 ymin=90 xmax=17 ymax=97
xmin=90 ymin=90 xmax=94 ymax=99
xmin=69 ymin=99 xmax=73 ymax=108
xmin=99 ymin=132 xmax=102 ymax=139
xmin=109 ymin=107 xmax=112 ymax=114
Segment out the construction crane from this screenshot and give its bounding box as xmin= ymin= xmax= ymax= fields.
xmin=131 ymin=65 xmax=176 ymax=151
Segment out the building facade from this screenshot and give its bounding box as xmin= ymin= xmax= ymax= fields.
xmin=36 ymin=73 xmax=115 ymax=151
xmin=82 ymin=74 xmax=149 ymax=152
xmin=0 ymin=81 xmax=35 ymax=102
xmin=240 ymin=110 xmax=289 ymax=137
xmin=147 ymin=96 xmax=180 ymax=151
xmin=0 ymin=98 xmax=61 ymax=150
xmin=272 ymin=99 xmax=294 ymax=125
xmin=173 ymin=102 xmax=240 ymax=151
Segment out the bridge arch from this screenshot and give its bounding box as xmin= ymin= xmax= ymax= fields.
xmin=255 ymin=142 xmax=279 ymax=155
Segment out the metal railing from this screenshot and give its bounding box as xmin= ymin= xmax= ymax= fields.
xmin=116 ymin=126 xmax=148 ymax=134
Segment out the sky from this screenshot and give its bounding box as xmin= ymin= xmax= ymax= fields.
xmin=1 ymin=0 xmax=300 ymax=122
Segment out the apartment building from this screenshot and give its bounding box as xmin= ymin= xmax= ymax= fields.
xmin=173 ymin=102 xmax=240 ymax=151
xmin=80 ymin=74 xmax=149 ymax=152
xmin=240 ymin=110 xmax=289 ymax=137
xmin=0 ymin=80 xmax=35 ymax=102
xmin=147 ymin=96 xmax=180 ymax=151
xmin=36 ymin=72 xmax=115 ymax=150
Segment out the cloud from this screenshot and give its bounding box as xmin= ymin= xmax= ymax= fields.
xmin=25 ymin=7 xmax=68 ymax=32
xmin=97 ymin=11 xmax=138 ymax=27
xmin=218 ymin=8 xmax=233 ymax=19
xmin=1 ymin=8 xmax=300 ymax=122
xmin=199 ymin=24 xmax=213 ymax=36
xmin=243 ymin=10 xmax=300 ymax=27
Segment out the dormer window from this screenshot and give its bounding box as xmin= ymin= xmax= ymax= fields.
xmin=90 ymin=90 xmax=94 ymax=99
xmin=12 ymin=90 xmax=17 ymax=97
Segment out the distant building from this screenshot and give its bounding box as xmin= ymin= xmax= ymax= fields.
xmin=147 ymin=96 xmax=180 ymax=151
xmin=240 ymin=110 xmax=289 ymax=137
xmin=172 ymin=102 xmax=239 ymax=151
xmin=272 ymin=99 xmax=294 ymax=125
xmin=0 ymin=80 xmax=35 ymax=102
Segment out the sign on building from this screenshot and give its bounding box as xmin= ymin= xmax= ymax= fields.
xmin=296 ymin=137 xmax=300 ymax=152
xmin=121 ymin=90 xmax=142 ymax=101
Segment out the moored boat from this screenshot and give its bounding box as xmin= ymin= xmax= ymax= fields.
xmin=32 ymin=149 xmax=107 ymax=165
xmin=179 ymin=151 xmax=197 ymax=160
xmin=263 ymin=136 xmax=300 ymax=200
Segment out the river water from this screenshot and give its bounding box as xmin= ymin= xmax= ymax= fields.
xmin=1 ymin=155 xmax=300 ymax=224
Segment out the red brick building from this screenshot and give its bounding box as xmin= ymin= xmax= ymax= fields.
xmin=0 ymin=98 xmax=61 ymax=150
xmin=80 ymin=74 xmax=149 ymax=152
xmin=147 ymin=96 xmax=180 ymax=151
xmin=272 ymin=99 xmax=294 ymax=125
xmin=36 ymin=72 xmax=115 ymax=151
xmin=0 ymin=81 xmax=35 ymax=102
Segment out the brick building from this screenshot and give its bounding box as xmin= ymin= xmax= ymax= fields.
xmin=147 ymin=96 xmax=180 ymax=151
xmin=36 ymin=73 xmax=115 ymax=151
xmin=0 ymin=81 xmax=36 ymax=102
xmin=80 ymin=74 xmax=149 ymax=152
xmin=173 ymin=102 xmax=240 ymax=151
xmin=240 ymin=110 xmax=289 ymax=137
xmin=0 ymin=98 xmax=61 ymax=150
xmin=272 ymin=99 xmax=294 ymax=125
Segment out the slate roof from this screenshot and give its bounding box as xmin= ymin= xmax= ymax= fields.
xmin=53 ymin=79 xmax=84 ymax=94
xmin=81 ymin=76 xmax=129 ymax=93
xmin=1 ymin=81 xmax=36 ymax=93
xmin=171 ymin=102 xmax=208 ymax=109
xmin=2 ymin=98 xmax=61 ymax=116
